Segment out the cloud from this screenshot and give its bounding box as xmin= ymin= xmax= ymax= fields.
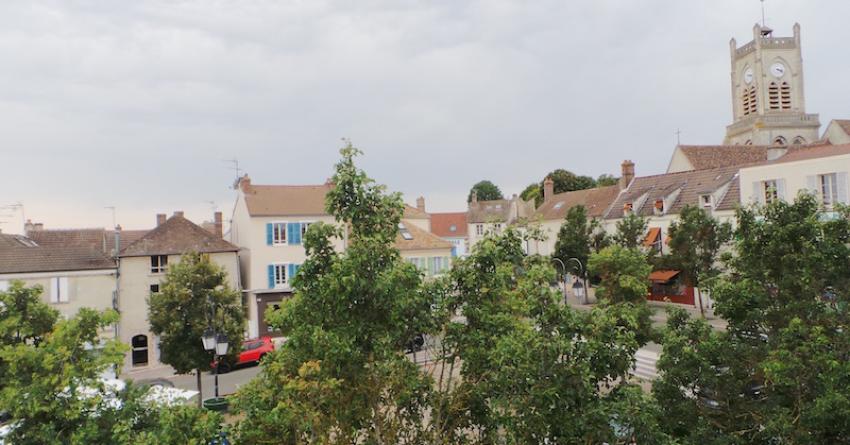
xmin=0 ymin=0 xmax=847 ymax=232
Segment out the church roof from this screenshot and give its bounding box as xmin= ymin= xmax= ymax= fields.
xmin=836 ymin=120 xmax=850 ymax=135
xmin=677 ymin=145 xmax=771 ymax=170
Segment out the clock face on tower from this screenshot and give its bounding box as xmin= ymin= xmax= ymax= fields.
xmin=744 ymin=67 xmax=754 ymax=84
xmin=770 ymin=62 xmax=786 ymax=78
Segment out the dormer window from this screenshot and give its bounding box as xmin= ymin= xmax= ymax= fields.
xmin=449 ymin=224 xmax=457 ymax=233
xmin=653 ymin=199 xmax=664 ymax=215
xmin=700 ymin=194 xmax=714 ymax=210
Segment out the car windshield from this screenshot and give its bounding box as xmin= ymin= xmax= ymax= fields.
xmin=243 ymin=341 xmax=264 ymax=351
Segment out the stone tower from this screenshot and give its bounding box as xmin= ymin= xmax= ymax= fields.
xmin=724 ymin=23 xmax=820 ymax=146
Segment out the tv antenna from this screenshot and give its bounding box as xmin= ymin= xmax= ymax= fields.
xmin=675 ymin=128 xmax=682 ymax=145
xmin=223 ymin=158 xmax=243 ymax=186
xmin=761 ymin=0 xmax=766 ymax=27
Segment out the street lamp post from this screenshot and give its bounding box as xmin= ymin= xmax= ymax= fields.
xmin=201 ymin=324 xmax=229 ymax=401
xmin=567 ymin=258 xmax=588 ymax=305
xmin=551 ymin=257 xmax=568 ymax=305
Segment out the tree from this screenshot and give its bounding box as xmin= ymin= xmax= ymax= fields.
xmin=614 ymin=213 xmax=648 ymax=249
xmin=467 ymin=180 xmax=503 ymax=203
xmin=553 ymin=205 xmax=605 ymax=274
xmin=148 ymin=252 xmax=245 ymax=405
xmin=588 ymin=245 xmax=651 ymax=304
xmin=0 ymin=308 xmax=223 ymax=444
xmin=596 ymin=174 xmax=619 ymax=187
xmin=655 ymin=194 xmax=850 ymax=444
xmin=519 ymin=182 xmax=541 ymax=204
xmin=666 ymin=205 xmax=733 ymax=316
xmin=0 ymin=281 xmax=60 ymax=387
xmin=433 ymin=228 xmax=673 ymax=444
xmin=233 ymin=143 xmax=435 ymax=444
xmin=543 ymin=169 xmax=596 ymax=195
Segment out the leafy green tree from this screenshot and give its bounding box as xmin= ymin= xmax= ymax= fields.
xmin=553 ymin=205 xmax=594 ymax=274
xmin=467 ymin=180 xmax=503 ymax=203
xmin=666 ymin=205 xmax=732 ymax=316
xmin=0 ymin=281 xmax=60 ymax=387
xmin=543 ymin=169 xmax=596 ymax=195
xmin=433 ymin=228 xmax=673 ymax=444
xmin=655 ymin=194 xmax=850 ymax=444
xmin=588 ymin=245 xmax=651 ymax=304
xmin=614 ymin=213 xmax=648 ymax=249
xmin=519 ymin=182 xmax=541 ymax=204
xmin=596 ymin=173 xmax=619 ymax=187
xmin=148 ymin=252 xmax=245 ymax=404
xmin=233 ymin=144 xmax=435 ymax=444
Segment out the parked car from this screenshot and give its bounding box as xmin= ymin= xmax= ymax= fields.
xmin=213 ymin=336 xmax=274 ymax=373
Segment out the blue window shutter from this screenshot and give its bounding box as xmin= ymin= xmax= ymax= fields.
xmin=287 ymin=223 xmax=296 ymax=245
xmin=287 ymin=264 xmax=295 ymax=282
xmin=266 ymin=223 xmax=273 ymax=245
xmin=293 ymin=264 xmax=301 ymax=276
xmin=451 ymin=246 xmax=457 ymax=257
xmin=267 ymin=264 xmax=275 ymax=288
xmin=294 ymin=223 xmax=302 ymax=244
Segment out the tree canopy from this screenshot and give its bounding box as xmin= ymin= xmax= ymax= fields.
xmin=553 ymin=205 xmax=608 ymax=274
xmin=655 ymin=194 xmax=850 ymax=444
xmin=467 ymin=180 xmax=503 ymax=203
xmin=614 ymin=213 xmax=649 ymax=249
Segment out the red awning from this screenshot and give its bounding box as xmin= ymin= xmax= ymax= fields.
xmin=643 ymin=227 xmax=661 ymax=247
xmin=649 ymin=270 xmax=680 ymax=283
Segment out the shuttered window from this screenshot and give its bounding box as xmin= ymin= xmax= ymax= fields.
xmin=49 ymin=277 xmax=69 ymax=303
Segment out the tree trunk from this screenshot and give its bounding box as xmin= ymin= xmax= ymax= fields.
xmin=696 ymin=287 xmax=705 ymax=318
xmin=196 ymin=368 xmax=203 ymax=407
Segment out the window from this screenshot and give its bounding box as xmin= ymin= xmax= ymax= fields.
xmin=819 ymin=173 xmax=839 ymax=207
xmin=399 ymin=223 xmax=413 ymax=240
xmin=768 ymin=82 xmax=780 ymax=110
xmin=431 ymin=256 xmax=450 ymax=275
xmin=780 ymin=81 xmax=791 ymax=110
xmin=742 ymin=86 xmax=758 ymax=116
xmin=476 ymin=224 xmax=484 ymax=236
xmin=131 ymin=335 xmax=148 ymax=366
xmin=700 ymin=194 xmax=713 ymax=209
xmin=623 ymin=202 xmax=633 ymax=215
xmin=49 ymin=277 xmax=69 ymax=303
xmin=493 ymin=223 xmax=502 ymax=232
xmin=300 ymin=222 xmax=312 ymax=238
xmin=653 ymin=199 xmax=664 ymax=215
xmin=150 ymin=255 xmax=168 ymax=273
xmin=792 ymin=136 xmax=806 ymax=145
xmin=149 ymin=284 xmax=160 ymax=294
xmin=406 ymin=257 xmax=426 ymax=272
xmin=773 ymin=136 xmax=787 ymax=146
xmin=272 ymin=222 xmax=287 ymax=245
xmin=763 ymin=180 xmax=779 ymax=203
xmin=273 ymin=264 xmax=287 ymax=287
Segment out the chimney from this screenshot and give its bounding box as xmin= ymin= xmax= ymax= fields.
xmin=113 ymin=225 xmax=122 ymax=257
xmin=543 ymin=177 xmax=554 ymax=202
xmin=24 ymin=219 xmax=36 ymax=233
xmin=34 ymin=223 xmax=44 ymax=231
xmin=620 ymin=160 xmax=635 ymax=190
xmin=173 ymin=211 xmax=184 ymax=218
xmin=213 ymin=211 xmax=223 ymax=238
xmin=238 ymin=174 xmax=252 ymax=192
xmin=416 ymin=196 xmax=426 ymax=212
xmin=471 ymin=190 xmax=478 ymax=204
xmin=156 ymin=213 xmax=167 ymax=226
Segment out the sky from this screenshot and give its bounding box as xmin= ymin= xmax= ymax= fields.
xmin=1 ymin=0 xmax=848 ymax=233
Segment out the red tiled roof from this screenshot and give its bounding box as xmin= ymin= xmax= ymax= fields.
xmin=643 ymin=227 xmax=661 ymax=247
xmin=768 ymin=143 xmax=850 ymax=164
xmin=120 ymin=215 xmax=238 ymax=257
xmin=649 ymin=270 xmax=680 ymax=283
xmin=430 ymin=212 xmax=468 ymax=238
xmin=678 ymin=145 xmax=771 ymax=170
xmin=534 ymin=185 xmax=620 ymax=220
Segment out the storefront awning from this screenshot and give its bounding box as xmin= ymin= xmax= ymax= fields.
xmin=649 ymin=270 xmax=680 ymax=283
xmin=643 ymin=227 xmax=661 ymax=247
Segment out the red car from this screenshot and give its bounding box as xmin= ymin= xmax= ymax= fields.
xmin=213 ymin=336 xmax=274 ymax=373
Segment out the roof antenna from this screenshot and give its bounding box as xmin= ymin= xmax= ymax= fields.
xmin=761 ymin=0 xmax=766 ymax=27
xmin=675 ymin=128 xmax=682 ymax=145
xmin=222 ymin=159 xmax=242 ymax=187
xmin=759 ymin=0 xmax=773 ymax=36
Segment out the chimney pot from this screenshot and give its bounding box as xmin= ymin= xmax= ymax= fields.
xmin=173 ymin=211 xmax=184 ymax=218
xmin=416 ymin=196 xmax=426 ymax=212
xmin=543 ymin=177 xmax=554 ymax=202
xmin=34 ymin=223 xmax=44 ymax=231
xmin=239 ymin=174 xmax=252 ymax=192
xmin=471 ymin=190 xmax=478 ymax=204
xmin=156 ymin=213 xmax=167 ymax=226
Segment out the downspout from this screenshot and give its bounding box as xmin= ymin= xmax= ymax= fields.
xmin=112 ymin=228 xmax=121 ymax=342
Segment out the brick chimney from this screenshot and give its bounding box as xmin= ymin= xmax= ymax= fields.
xmin=620 ymin=160 xmax=635 ymax=190
xmin=156 ymin=213 xmax=167 ymax=226
xmin=213 ymin=211 xmax=223 ymax=238
xmin=543 ymin=177 xmax=554 ymax=202
xmin=471 ymin=190 xmax=478 ymax=204
xmin=416 ymin=196 xmax=426 ymax=212
xmin=24 ymin=219 xmax=36 ymax=233
xmin=173 ymin=211 xmax=184 ymax=218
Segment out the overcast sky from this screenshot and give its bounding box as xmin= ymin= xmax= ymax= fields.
xmin=1 ymin=1 xmax=848 ymax=232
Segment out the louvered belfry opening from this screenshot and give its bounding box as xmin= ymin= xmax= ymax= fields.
xmin=780 ymin=82 xmax=791 ymax=110
xmin=742 ymin=86 xmax=758 ymax=116
xmin=769 ymin=82 xmax=780 ymax=110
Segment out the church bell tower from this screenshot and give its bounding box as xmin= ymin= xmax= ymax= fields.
xmin=724 ymin=23 xmax=820 ymax=145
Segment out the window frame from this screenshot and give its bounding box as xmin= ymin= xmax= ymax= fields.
xmin=150 ymin=255 xmax=168 ymax=274
xmin=131 ymin=334 xmax=149 ymax=367
xmin=475 ymin=224 xmax=484 ymax=236
xmin=763 ymin=179 xmax=779 ymax=204
xmin=272 ymin=222 xmax=288 ymax=246
xmin=819 ymin=173 xmax=838 ymax=208
xmin=49 ymin=276 xmax=69 ymax=304
xmin=273 ymin=263 xmax=288 ymax=288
